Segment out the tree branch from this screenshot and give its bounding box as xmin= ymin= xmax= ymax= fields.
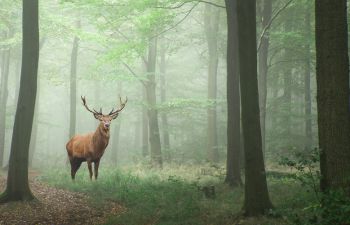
xmin=155 ymin=0 xmax=225 ymax=10
xmin=151 ymin=2 xmax=199 ymax=39
xmin=121 ymin=61 xmax=146 ymax=87
xmin=257 ymin=0 xmax=294 ymax=52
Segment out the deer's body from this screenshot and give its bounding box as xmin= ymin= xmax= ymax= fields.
xmin=66 ymin=124 xmax=109 ymax=162
xmin=66 ymin=96 xmax=127 ymax=180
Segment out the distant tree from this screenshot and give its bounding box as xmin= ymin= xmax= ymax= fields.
xmin=236 ymin=0 xmax=273 ymax=215
xmin=0 ymin=0 xmax=39 ymax=202
xmin=304 ymin=2 xmax=312 ymax=150
xmin=204 ymin=4 xmax=220 ymax=163
xmin=142 ymin=84 xmax=149 ymax=157
xmin=69 ymin=21 xmax=80 ymax=138
xmin=315 ymin=0 xmax=350 ymax=192
xmin=0 ymin=32 xmax=11 ymax=168
xmin=111 ymin=81 xmax=123 ymax=165
xmin=258 ymin=0 xmax=272 ymax=154
xmin=282 ymin=8 xmax=293 ymax=144
xmin=159 ymin=41 xmax=170 ymax=151
xmin=224 ymin=0 xmax=242 ymax=187
xmin=145 ymin=37 xmax=163 ymax=168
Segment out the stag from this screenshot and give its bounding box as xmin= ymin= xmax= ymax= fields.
xmin=66 ymin=96 xmax=127 ymax=180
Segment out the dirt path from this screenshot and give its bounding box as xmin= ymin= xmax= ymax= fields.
xmin=0 ymin=171 xmax=124 ymax=225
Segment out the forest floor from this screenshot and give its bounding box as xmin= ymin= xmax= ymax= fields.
xmin=0 ymin=164 xmax=316 ymax=225
xmin=0 ymin=170 xmax=125 ymax=225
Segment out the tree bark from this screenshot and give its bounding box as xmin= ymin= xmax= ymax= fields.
xmin=142 ymin=84 xmax=149 ymax=157
xmin=159 ymin=42 xmax=170 ymax=151
xmin=224 ymin=0 xmax=242 ymax=187
xmin=236 ymin=0 xmax=273 ymax=215
xmin=0 ymin=0 xmax=39 ymax=202
xmin=28 ymin=37 xmax=46 ymax=168
xmin=28 ymin=84 xmax=39 ymax=168
xmin=69 ymin=22 xmax=80 ymax=139
xmin=304 ymin=4 xmax=312 ymax=151
xmin=316 ymin=0 xmax=350 ymax=193
xmin=258 ymin=0 xmax=272 ymax=154
xmin=111 ymin=82 xmax=122 ymax=165
xmin=283 ymin=13 xmax=293 ymax=142
xmin=0 ymin=46 xmax=10 ymax=168
xmin=145 ymin=37 xmax=162 ymax=168
xmin=204 ymin=4 xmax=220 ymax=163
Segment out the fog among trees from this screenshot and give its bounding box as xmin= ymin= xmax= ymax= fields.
xmin=0 ymin=0 xmax=349 ymax=224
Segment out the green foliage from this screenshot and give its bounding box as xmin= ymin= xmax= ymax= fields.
xmin=279 ymin=150 xmax=350 ymax=225
xmin=40 ymin=166 xmax=243 ymax=225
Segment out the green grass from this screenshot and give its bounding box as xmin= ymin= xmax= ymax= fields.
xmin=39 ymin=164 xmax=315 ymax=225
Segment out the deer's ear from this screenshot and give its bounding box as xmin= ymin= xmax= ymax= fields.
xmin=94 ymin=114 xmax=103 ymax=120
xmin=111 ymin=113 xmax=119 ymax=120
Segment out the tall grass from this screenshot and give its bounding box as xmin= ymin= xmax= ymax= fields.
xmin=39 ymin=165 xmax=312 ymax=225
xmin=40 ymin=165 xmax=244 ymax=225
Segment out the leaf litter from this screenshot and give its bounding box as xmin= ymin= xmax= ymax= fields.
xmin=0 ymin=170 xmax=125 ymax=225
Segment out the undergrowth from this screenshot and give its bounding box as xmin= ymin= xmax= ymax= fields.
xmin=39 ymin=164 xmax=311 ymax=225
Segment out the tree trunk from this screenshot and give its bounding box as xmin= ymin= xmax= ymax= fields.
xmin=28 ymin=37 xmax=46 ymax=168
xmin=14 ymin=48 xmax=21 ymax=105
xmin=283 ymin=11 xmax=293 ymax=142
xmin=28 ymin=84 xmax=39 ymax=168
xmin=236 ymin=0 xmax=273 ymax=215
xmin=0 ymin=0 xmax=39 ymax=202
xmin=224 ymin=0 xmax=242 ymax=187
xmin=204 ymin=4 xmax=220 ymax=163
xmin=111 ymin=82 xmax=122 ymax=165
xmin=258 ymin=0 xmax=272 ymax=154
xmin=304 ymin=4 xmax=312 ymax=151
xmin=69 ymin=24 xmax=80 ymax=139
xmin=145 ymin=37 xmax=162 ymax=168
xmin=142 ymin=85 xmax=149 ymax=157
xmin=0 ymin=47 xmax=10 ymax=168
xmin=159 ymin=42 xmax=170 ymax=151
xmin=316 ymin=0 xmax=350 ymax=192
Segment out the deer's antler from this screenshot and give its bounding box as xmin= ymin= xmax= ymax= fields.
xmin=81 ymin=96 xmax=103 ymax=115
xmin=109 ymin=96 xmax=128 ymax=115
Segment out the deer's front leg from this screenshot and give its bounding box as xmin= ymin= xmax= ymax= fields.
xmin=94 ymin=159 xmax=100 ymax=180
xmin=87 ymin=160 xmax=93 ymax=180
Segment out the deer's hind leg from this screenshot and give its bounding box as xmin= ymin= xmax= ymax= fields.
xmin=70 ymin=158 xmax=83 ymax=180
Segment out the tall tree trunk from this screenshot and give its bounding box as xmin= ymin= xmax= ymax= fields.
xmin=145 ymin=37 xmax=162 ymax=168
xmin=14 ymin=48 xmax=21 ymax=106
xmin=142 ymin=85 xmax=149 ymax=157
xmin=0 ymin=46 xmax=11 ymax=168
xmin=111 ymin=82 xmax=122 ymax=165
xmin=28 ymin=37 xmax=46 ymax=168
xmin=28 ymin=83 xmax=39 ymax=168
xmin=159 ymin=42 xmax=170 ymax=151
xmin=224 ymin=0 xmax=242 ymax=187
xmin=0 ymin=0 xmax=39 ymax=202
xmin=204 ymin=4 xmax=220 ymax=163
xmin=283 ymin=12 xmax=293 ymax=142
xmin=236 ymin=0 xmax=273 ymax=215
xmin=258 ymin=0 xmax=272 ymax=154
xmin=304 ymin=4 xmax=312 ymax=151
xmin=316 ymin=0 xmax=350 ymax=192
xmin=69 ymin=24 xmax=80 ymax=138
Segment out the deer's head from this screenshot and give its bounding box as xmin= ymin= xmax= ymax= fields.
xmin=81 ymin=96 xmax=128 ymax=130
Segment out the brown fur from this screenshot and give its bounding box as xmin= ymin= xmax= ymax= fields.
xmin=66 ymin=122 xmax=110 ymax=180
xmin=67 ymin=96 xmax=127 ymax=180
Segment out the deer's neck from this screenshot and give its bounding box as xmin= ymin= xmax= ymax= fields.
xmin=92 ymin=123 xmax=110 ymax=154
